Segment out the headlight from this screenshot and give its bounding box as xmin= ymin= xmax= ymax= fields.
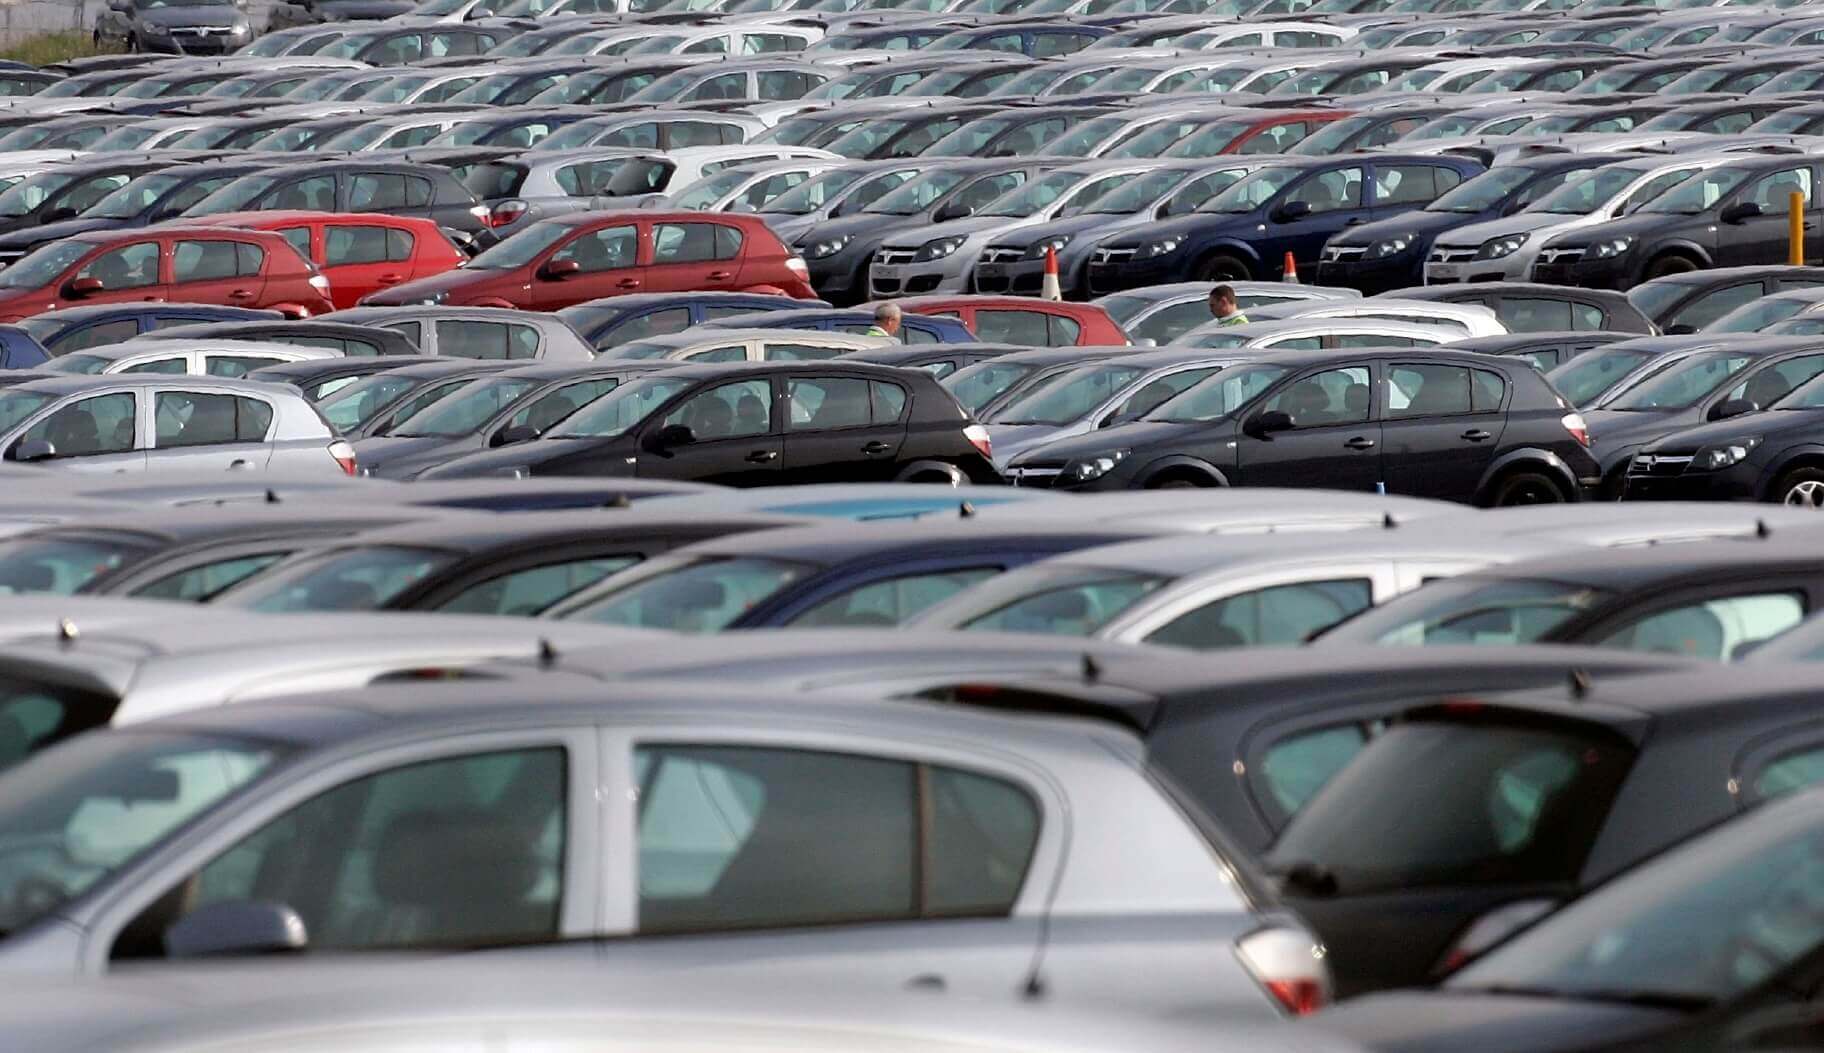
xmin=914 ymin=235 xmax=966 ymax=262
xmin=802 ymin=234 xmax=851 ymax=259
xmin=1475 ymin=233 xmax=1528 ymax=260
xmin=1023 ymin=235 xmax=1072 ymax=260
xmin=1135 ymin=237 xmax=1183 ymax=259
xmin=1367 ymin=235 xmax=1412 ymax=260
xmin=231 ymin=20 xmax=251 ymax=34
xmin=142 ymin=22 xmax=174 ymax=35
xmin=1692 ymin=436 xmax=1760 ymax=471
xmin=1063 ymin=448 xmax=1129 ymax=483
xmin=1591 ymin=235 xmax=1635 ymax=259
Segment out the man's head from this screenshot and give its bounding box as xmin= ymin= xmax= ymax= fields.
xmin=874 ymin=301 xmax=902 ymax=335
xmin=1209 ymin=284 xmax=1238 ymax=319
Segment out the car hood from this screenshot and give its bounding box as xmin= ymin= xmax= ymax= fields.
xmin=1328 ymin=209 xmax=1488 ymax=249
xmin=1642 ymin=406 xmax=1822 ymax=455
xmin=1098 ymin=211 xmax=1247 ymax=250
xmin=0 ymin=217 xmax=123 ymax=251
xmin=880 ymin=215 xmax=1013 ymax=249
xmin=1312 ymin=990 xmax=1683 ymax=1053
xmin=985 ymin=422 xmax=1074 ymax=469
xmin=1433 ymin=213 xmax=1574 ymax=248
xmin=760 ymin=213 xmax=819 ymax=243
xmin=361 ymin=266 xmax=506 ymax=307
xmin=414 ymin=437 xmax=619 ymax=479
xmin=794 ymin=210 xmax=923 ymax=249
xmin=1008 ymin=418 xmax=1207 ymax=468
xmin=137 ymin=6 xmax=244 ymax=26
xmin=1542 ymin=211 xmax=1669 ymax=249
xmin=990 ymin=211 xmax=1138 ymax=249
xmin=351 ymin=434 xmax=459 ymax=472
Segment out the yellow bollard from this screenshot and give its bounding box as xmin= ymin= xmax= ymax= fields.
xmin=1791 ymin=191 xmax=1806 ymax=266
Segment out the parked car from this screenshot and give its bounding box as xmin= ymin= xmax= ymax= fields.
xmin=1380 ymin=282 xmax=1658 ymax=335
xmin=1096 ymin=281 xmax=1360 ymax=348
xmin=847 ymin=342 xmax=1021 ymax=379
xmin=316 ymin=359 xmax=519 ymax=439
xmin=884 ymin=295 xmax=1129 ymax=347
xmin=247 ymin=355 xmax=440 ymax=402
xmin=558 ymin=291 xmax=829 ymax=353
xmin=1624 ymin=368 xmax=1824 ymax=505
xmin=1 ymin=303 xmax=280 ymax=358
xmin=183 ymin=159 xmax=496 ymax=253
xmin=326 ymin=306 xmax=597 ymax=361
xmin=605 ymin=329 xmax=888 ymax=363
xmin=702 ymin=307 xmax=977 ymax=344
xmin=176 ymin=211 xmax=469 ymax=310
xmin=144 ymin=318 xmax=423 ymax=359
xmin=45 ymin=338 xmax=343 ymax=378
xmin=1447 ymin=331 xmax=1633 ymax=373
xmin=0 ymin=160 xmax=279 ymax=264
xmin=1626 ymin=265 xmax=1824 ymax=333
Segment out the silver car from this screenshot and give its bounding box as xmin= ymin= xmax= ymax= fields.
xmin=43 ymin=339 xmax=344 ymax=379
xmin=752 ymin=160 xmax=924 ymax=244
xmin=1096 ymin=281 xmax=1362 ymax=347
xmin=0 ymin=374 xmax=356 ymax=475
xmin=326 ymin=306 xmax=597 ymax=361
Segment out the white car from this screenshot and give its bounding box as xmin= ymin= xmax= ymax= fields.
xmin=1174 ymin=318 xmax=1457 ymax=351
xmin=1247 ymin=298 xmax=1508 ymax=338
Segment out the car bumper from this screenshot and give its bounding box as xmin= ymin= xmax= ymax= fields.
xmin=1312 ymin=254 xmax=1420 ymax=294
xmin=1531 ymin=257 xmax=1629 ymax=289
xmin=1624 ymin=470 xmax=1754 ymax=500
xmin=1086 ymin=255 xmax=1181 ymax=296
xmin=972 ymin=259 xmax=1051 ymax=296
xmin=149 ymin=33 xmax=243 ymax=52
xmin=869 ymin=258 xmax=969 ymax=298
xmin=1422 ymin=256 xmax=1529 ymax=284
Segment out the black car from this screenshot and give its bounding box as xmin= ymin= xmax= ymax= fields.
xmin=0 ymin=158 xmax=169 ymax=239
xmin=1531 ymin=156 xmax=1824 ymax=287
xmin=377 ymin=476 xmax=716 ymax=513
xmin=210 ymin=508 xmax=805 ymax=615
xmin=1581 ymin=336 xmax=1824 ymax=496
xmin=0 ymin=160 xmax=278 ymax=266
xmin=354 ymin=361 xmax=672 ymax=480
xmin=1380 ymin=282 xmax=1657 ymax=335
xmin=2 ymin=303 xmax=280 ymax=357
xmin=1314 ymin=156 xmax=1619 ymax=295
xmin=318 ymin=359 xmax=520 ymax=440
xmin=557 ymin=292 xmax=833 ymax=353
xmin=1625 ymin=368 xmax=1824 ymax=505
xmin=145 ymin=319 xmax=423 ymax=358
xmin=1626 ymin=265 xmax=1824 ymax=333
xmin=247 ymin=356 xmax=439 ymax=402
xmin=416 ymin=361 xmax=1000 ymax=486
xmin=1448 ymin=331 xmax=1634 ymax=373
xmin=1005 ymin=349 xmax=1598 ymax=506
xmin=1272 ymin=661 xmax=1824 ymax=1000
xmin=848 ymin=342 xmax=1022 ymax=379
xmin=94 ymin=0 xmax=255 ymax=54
xmin=182 ymin=160 xmax=494 ymax=252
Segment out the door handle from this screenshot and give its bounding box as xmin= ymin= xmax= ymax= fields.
xmin=228 ymin=289 xmax=254 ymax=300
xmin=905 ymin=974 xmax=946 ymax=992
xmin=377 ymin=273 xmax=404 ymax=284
xmin=1461 ymin=429 xmax=1492 ymax=442
xmin=1344 ymin=218 xmax=1366 ymax=226
xmin=1343 ymin=436 xmax=1377 ymax=450
xmin=744 ymin=449 xmax=778 ymax=463
xmin=228 ymin=459 xmax=252 ymax=470
xmin=707 ymin=270 xmax=733 ymax=280
xmin=862 ymin=440 xmax=894 ymax=454
xmin=615 ymin=278 xmax=641 ymax=289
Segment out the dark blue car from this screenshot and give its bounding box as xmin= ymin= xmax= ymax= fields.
xmin=1 ymin=304 xmax=282 ymax=358
xmin=557 ymin=292 xmax=832 ymax=353
xmin=1086 ymin=154 xmax=1486 ymax=294
xmin=699 ymin=307 xmax=978 ymax=344
xmin=0 ymin=328 xmax=47 ymax=369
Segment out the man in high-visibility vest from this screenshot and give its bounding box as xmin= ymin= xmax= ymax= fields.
xmin=1208 ymin=284 xmax=1248 ymax=327
xmin=865 ymin=302 xmax=901 ymax=340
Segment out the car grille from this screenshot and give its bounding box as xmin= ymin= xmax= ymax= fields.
xmin=1322 ymin=246 xmax=1365 ymax=262
xmin=979 ymin=247 xmax=1024 ymax=264
xmin=1428 ymin=247 xmax=1477 ymax=263
xmin=171 ymin=25 xmax=235 ymax=35
xmin=1629 ymin=453 xmax=1693 ymax=477
xmin=1537 ymin=247 xmax=1585 ymax=264
xmin=873 ymin=248 xmax=916 ymax=266
xmin=1092 ymin=248 xmax=1136 ymax=265
xmin=1004 ymin=467 xmax=1063 ymax=488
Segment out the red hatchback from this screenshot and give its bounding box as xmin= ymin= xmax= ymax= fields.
xmin=175 ymin=211 xmax=467 ymax=310
xmin=0 ymin=227 xmax=333 ymax=322
xmin=885 ymin=295 xmax=1129 ymax=346
xmin=361 ymin=211 xmax=818 ymax=310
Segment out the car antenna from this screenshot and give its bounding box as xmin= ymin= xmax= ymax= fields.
xmin=959 ymin=501 xmax=976 ymax=518
xmin=1569 ymin=668 xmax=1591 ymax=701
xmin=1081 ymin=653 xmax=1100 ymax=684
xmin=264 ymin=488 xmax=280 ymax=504
xmin=1382 ymin=512 xmax=1396 ymax=529
xmin=1757 ymin=518 xmax=1772 ymax=539
xmin=538 ymin=638 xmax=559 ymax=670
xmin=56 ymin=618 xmax=77 ymax=649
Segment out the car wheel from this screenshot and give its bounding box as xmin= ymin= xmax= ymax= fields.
xmin=1644 ymin=254 xmax=1699 ymax=280
xmin=1486 ymin=471 xmax=1564 ymax=506
xmin=1145 ymin=472 xmax=1208 ymax=489
xmin=1775 ymin=468 xmax=1824 ymax=507
xmin=1194 ymin=253 xmax=1252 ymax=283
xmin=126 ymin=33 xmax=139 ymax=51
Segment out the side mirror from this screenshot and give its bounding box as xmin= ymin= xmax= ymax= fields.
xmin=1710 ymin=396 xmax=1759 ymax=421
xmin=645 ymin=422 xmax=694 ymax=451
xmin=12 ymin=439 xmax=54 ymax=462
xmin=933 ymin=202 xmax=974 ymax=222
xmin=64 ymin=276 xmax=103 ymax=299
xmin=1243 ymin=409 xmax=1295 ymax=437
xmin=1664 ymin=323 xmax=1697 ymax=335
xmin=1720 ymin=200 xmax=1764 ymax=224
xmin=1272 ymin=200 xmax=1313 ymax=223
xmin=492 ymin=423 xmax=539 ymax=446
xmin=539 ymin=258 xmax=581 ymax=281
xmin=165 ymin=901 xmax=307 ymax=959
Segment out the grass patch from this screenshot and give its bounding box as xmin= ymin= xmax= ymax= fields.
xmin=0 ymin=31 xmax=121 ymax=66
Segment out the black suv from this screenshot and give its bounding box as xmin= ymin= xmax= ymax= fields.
xmin=1004 ymin=349 xmax=1598 ymax=505
xmin=419 ymin=361 xmax=1000 ymax=486
xmin=1531 ymin=156 xmax=1824 ymax=287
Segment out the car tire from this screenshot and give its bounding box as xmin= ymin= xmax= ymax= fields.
xmin=1485 ymin=471 xmax=1565 ymax=506
xmin=126 ymin=33 xmax=140 ymax=52
xmin=1644 ymin=254 xmax=1699 ymax=280
xmin=1194 ymin=253 xmax=1252 ymax=283
xmin=1145 ymin=471 xmax=1209 ymax=489
xmin=1773 ymin=467 xmax=1824 ymax=508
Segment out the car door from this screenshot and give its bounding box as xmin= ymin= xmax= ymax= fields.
xmin=637 ymin=376 xmax=782 ymax=485
xmin=7 ymin=389 xmax=147 ymax=472
xmin=148 ymin=388 xmax=277 ymax=470
xmin=533 ymin=222 xmax=642 ymax=308
xmin=69 ymin=239 xmax=166 ymax=306
xmin=1274 ymin=165 xmax=1368 ymax=275
xmin=168 ymin=238 xmax=265 ymax=309
xmin=645 ymin=220 xmax=743 ymax=293
xmin=780 ymin=374 xmax=910 ymax=484
xmin=1713 ymin=166 xmax=1816 ymax=269
xmin=322 ymin=223 xmax=413 ymax=307
xmin=1379 ymin=361 xmax=1507 ymax=499
xmin=1235 ymin=364 xmax=1381 ymax=490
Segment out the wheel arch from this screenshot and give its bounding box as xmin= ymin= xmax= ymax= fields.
xmin=1474 ymin=448 xmax=1580 ymax=504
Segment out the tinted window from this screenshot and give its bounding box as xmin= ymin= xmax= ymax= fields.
xmin=788 ymin=568 xmax=996 ymax=627
xmin=172 ymin=241 xmax=239 ymax=283
xmin=1294 ymin=167 xmax=1363 ymax=214
xmin=437 ymin=557 xmax=636 ymax=616
xmin=1596 ymin=592 xmax=1804 ymax=660
xmin=787 ymin=376 xmax=870 ymax=429
xmin=653 ymin=223 xmax=737 ymax=263
xmin=1374 ymin=165 xmax=1456 ymax=206
xmin=1267 ymin=366 xmax=1371 ymax=426
xmin=77 ymin=243 xmax=159 ymax=291
xmin=205 ymin=356 xmax=284 ymax=379
xmin=437 ymin=320 xmax=540 ymax=360
xmin=350 ymin=173 xmax=409 ymax=211
xmin=1387 ymin=364 xmax=1473 ymax=417
xmin=276 ymin=227 xmax=312 ymax=260
xmin=20 ymin=392 xmax=136 ymax=457
xmin=963 ymin=572 xmax=1166 ymax=636
xmin=51 ymin=319 xmax=138 ymax=353
xmin=1671 ymin=283 xmax=1765 ymax=332
xmin=973 ymin=310 xmax=1049 ymax=345
xmin=269 ymin=175 xmax=335 ymax=211
xmin=131 ymin=553 xmax=283 ymax=603
xmin=551 ymin=225 xmax=637 ymax=273
xmin=602 ymin=308 xmax=690 ymax=345
xmin=1472 ymin=369 xmax=1506 ymax=411
xmin=1144 ymin=579 xmax=1373 ymax=650
xmin=154 ymin=392 xmax=271 ymax=446
xmin=664 ymin=379 xmax=771 ymax=439
xmin=872 ymin=380 xmax=907 ymax=421
xmin=122 ymin=357 xmax=187 ymax=375
xmin=325 ymin=227 xmax=393 ymax=266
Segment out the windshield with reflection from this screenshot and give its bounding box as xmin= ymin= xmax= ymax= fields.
xmin=1149 ymin=364 xmax=1287 ymax=422
xmin=549 ymin=376 xmax=691 ymax=438
xmin=1197 ymin=167 xmax=1298 ymax=213
xmin=393 ymin=378 xmax=539 ymax=438
xmin=1605 ymin=352 xmax=1752 ymax=410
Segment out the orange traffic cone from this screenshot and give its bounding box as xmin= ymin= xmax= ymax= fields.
xmin=1041 ymin=245 xmax=1062 ymax=301
xmin=1282 ymin=251 xmax=1299 ymax=284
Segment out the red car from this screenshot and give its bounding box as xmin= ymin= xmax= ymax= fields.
xmin=885 ymin=295 xmax=1129 ymax=346
xmin=362 ymin=211 xmax=818 ymax=310
xmin=173 ymin=211 xmax=467 ymax=311
xmin=0 ymin=227 xmax=333 ymax=322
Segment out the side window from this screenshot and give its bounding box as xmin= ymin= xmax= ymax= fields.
xmin=77 ymin=242 xmax=160 ymax=291
xmin=1498 ymin=297 xmax=1574 ymax=332
xmin=763 ymin=343 xmax=844 ymax=361
xmin=276 ymin=227 xmax=313 ymax=261
xmin=685 ymin=346 xmax=748 ymax=363
xmin=663 ymin=379 xmax=772 ymax=439
xmin=386 ymin=230 xmax=413 ymax=262
xmin=53 ymin=318 xmax=139 ymax=352
xmin=350 ymin=174 xmax=409 ymax=211
xmin=1032 ymin=31 xmax=1089 ymax=57
xmin=714 ymin=225 xmax=742 ymax=260
xmin=172 ymin=241 xmax=240 ymax=283
xmin=607 ymin=308 xmax=691 ymax=343
xmin=19 ymin=392 xmax=137 ymax=457
xmin=205 ymin=356 xmax=285 ymax=379
xmin=1672 ymin=283 xmax=1764 ymax=332
xmin=1472 ymin=369 xmax=1506 ymax=411
xmin=1143 ymin=579 xmax=1373 ymax=650
xmin=1047 ymin=315 xmax=1081 ymax=346
xmin=1751 ymin=744 xmax=1824 ymax=800
xmin=269 ymin=175 xmax=336 ymax=211
xmin=1742 ymin=167 xmax=1812 ymax=213
xmin=597 ymin=123 xmax=660 ymax=149
xmin=436 ymin=320 xmax=540 ymax=360
xmin=384 ymin=321 xmax=421 ymax=347
xmin=652 ymin=223 xmax=727 ymax=265
xmin=1597 ymin=592 xmax=1806 ymax=660
xmin=1724 ymin=354 xmax=1824 ymax=408
xmin=555 ymin=162 xmax=611 ymax=197
xmin=1237 ymin=121 xmax=1307 ymax=155
xmin=1619 ymin=170 xmax=1695 ymax=213
xmin=973 ymin=310 xmax=1049 ymax=345
xmin=326 ymin=227 xmax=393 ymax=266
xmin=685 ymin=73 xmax=747 ymax=102
xmin=163 ymin=179 xmax=228 ymax=214
xmin=1374 ymin=165 xmax=1455 ymax=207
xmin=954 ymin=173 xmax=1026 ymax=214
xmin=236 ymin=243 xmax=263 ymax=277
xmin=1334 ymin=333 xmax=1419 ymax=349
xmin=551 ymin=225 xmax=637 ymax=273
xmin=634 ymin=746 xmax=1038 ymax=931
xmin=1386 ymin=363 xmax=1474 ymax=418
xmin=1258 ymin=723 xmax=1375 ymax=819
xmin=132 ymin=554 xmax=284 ymax=603
xmin=437 ymin=557 xmax=637 ymax=616
xmin=787 ymin=376 xmax=871 ymax=429
xmin=114 ymin=748 xmax=567 ymax=959
xmin=402 ymin=178 xmax=433 ymax=209
xmin=981 ymin=33 xmax=1025 ymax=52
xmin=903 ymin=324 xmax=941 ymax=345
xmin=122 ymin=357 xmax=188 ymax=374
xmin=1265 ymin=366 xmax=1371 ymax=426
xmin=666 ymin=121 xmax=732 ymax=149
xmin=871 ymin=380 xmax=907 ymax=421
xmin=154 ymin=391 xmax=271 ymax=446
xmin=1570 ymin=302 xmax=1606 ymax=331
xmin=1293 ymin=167 xmax=1363 ymax=214
xmin=789 ymin=568 xmax=998 ymax=627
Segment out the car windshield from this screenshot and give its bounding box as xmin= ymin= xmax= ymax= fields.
xmin=1640 ymin=166 xmax=1754 ymax=214
xmin=979 ymin=170 xmax=1089 ymax=218
xmin=318 ymin=374 xmax=421 ymax=432
xmin=186 ymin=173 xmax=280 ymax=216
xmin=0 ymin=533 xmax=153 ymax=594
xmin=549 ymin=376 xmax=692 ymax=438
xmin=1197 ymin=167 xmax=1299 ymax=213
xmin=226 ymin=545 xmax=457 ymax=612
xmin=1709 ymin=297 xmax=1811 ymax=334
xmin=1605 ymin=352 xmax=1753 ymax=410
xmin=1071 ymin=167 xmax=1178 ymax=213
xmin=0 ymin=729 xmax=286 ymax=937
xmin=672 ymin=168 xmax=755 ymax=212
xmin=824 ymin=116 xmax=925 ymax=157
xmin=959 ymin=567 xmax=1170 ymax=635
xmin=865 ymin=170 xmax=966 ymax=215
xmin=1326 ymin=577 xmax=1611 ymax=645
xmin=0 ymin=241 xmax=87 ymax=289
xmin=1149 ymin=364 xmax=1288 ymax=422
xmin=0 ymin=171 xmax=77 ymax=219
xmin=86 ymin=173 xmax=185 ymax=221
xmin=392 ymin=378 xmax=540 ymax=438
xmin=944 ymin=361 xmax=1036 ymax=414
xmin=991 ymin=364 xmax=1144 ymax=425
xmin=1268 ymin=717 xmax=1633 ymax=895
xmin=1430 ymin=166 xmax=1538 ymax=213
xmin=1546 ymin=347 xmax=1652 ymax=407
xmin=560 ymin=555 xmax=814 ymax=632
xmin=1041 ymin=115 xmax=1127 ymax=157
xmin=467 ymin=221 xmax=573 ymax=270
xmin=0 ymin=390 xmax=52 ymax=433
xmin=1165 ymin=119 xmax=1257 ymax=157
xmin=763 ymin=168 xmax=866 ymax=215
xmin=1528 ymin=165 xmax=1651 ymax=215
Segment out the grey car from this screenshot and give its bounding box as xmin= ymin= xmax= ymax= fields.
xmin=326 ymin=306 xmax=597 ymax=362
xmin=0 ymin=676 xmax=1330 ymax=1023
xmin=95 ymin=0 xmax=256 ymax=53
xmin=0 ymin=375 xmax=356 ymax=476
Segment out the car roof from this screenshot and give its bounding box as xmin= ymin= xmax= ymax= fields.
xmin=310 ymin=508 xmax=810 ymax=553
xmin=11 ymin=374 xmax=299 ymax=396
xmin=661 ymin=516 xmax=1170 ymax=564
xmin=1024 ymin=522 xmax=1567 ymax=577
xmin=21 ymin=502 xmax=429 ymax=546
xmin=1450 ymin=532 xmax=1824 ymax=591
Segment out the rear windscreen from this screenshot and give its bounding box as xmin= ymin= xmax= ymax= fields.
xmin=460 ymin=162 xmax=529 ymax=199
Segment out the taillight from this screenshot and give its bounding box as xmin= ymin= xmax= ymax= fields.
xmin=785 ymin=255 xmax=809 ymax=278
xmin=328 ymin=440 xmax=358 ymax=477
xmin=963 ymin=423 xmax=992 ymax=460
xmin=1561 ymin=412 xmax=1590 ymax=448
xmin=1236 ymin=926 xmax=1330 ymax=1017
xmin=308 ymin=274 xmax=330 ymax=292
xmin=488 ymin=199 xmax=527 ymax=229
xmin=469 ymin=203 xmax=492 ymax=223
xmin=1434 ymin=898 xmax=1558 ymax=976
